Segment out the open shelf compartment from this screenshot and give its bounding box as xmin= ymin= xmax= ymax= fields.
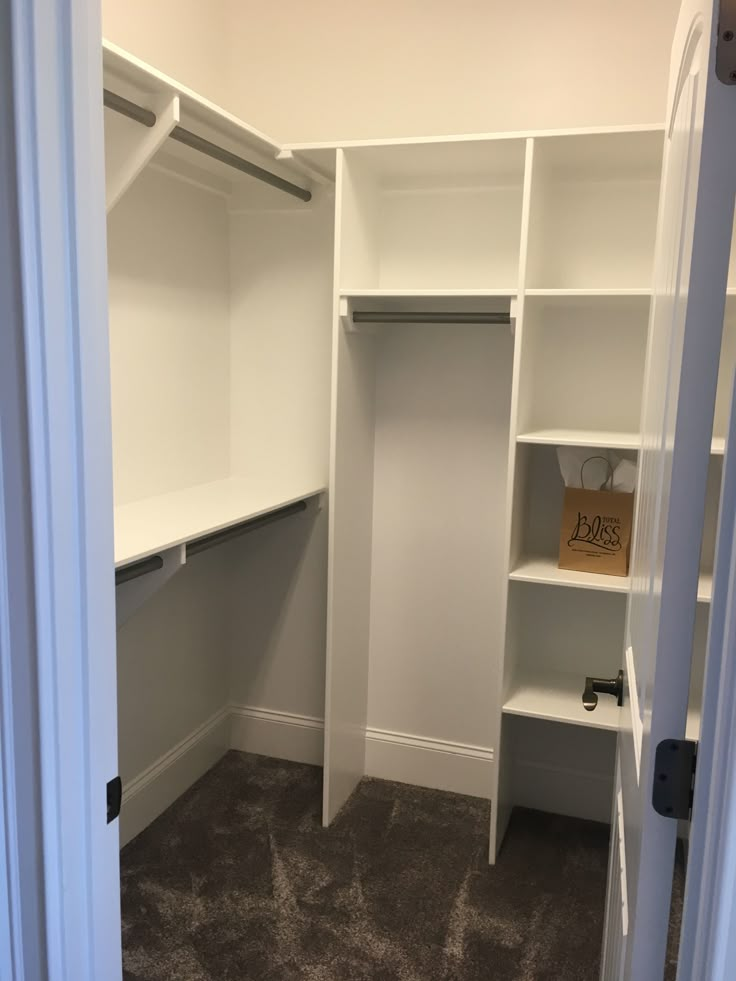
xmin=526 ymin=129 xmax=663 ymax=291
xmin=502 ymin=581 xmax=626 ymax=731
xmin=517 ymin=293 xmax=650 ymax=438
xmin=338 ymin=138 xmax=527 ymax=292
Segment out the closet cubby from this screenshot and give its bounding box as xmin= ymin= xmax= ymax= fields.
xmin=516 ymin=294 xmax=650 ymax=449
xmin=508 ymin=443 xmax=636 ymax=593
xmin=338 ymin=139 xmax=527 ymax=292
xmin=503 ymin=581 xmax=626 ymax=731
xmin=525 ymin=130 xmax=663 ymax=290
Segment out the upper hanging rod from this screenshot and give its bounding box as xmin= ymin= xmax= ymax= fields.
xmin=102 ymin=88 xmax=312 ymax=203
xmin=351 ymin=311 xmax=511 ymax=325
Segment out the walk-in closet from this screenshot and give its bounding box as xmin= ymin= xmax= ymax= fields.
xmin=93 ymin=5 xmax=736 ymax=979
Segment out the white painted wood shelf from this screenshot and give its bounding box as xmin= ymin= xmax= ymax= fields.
xmin=517 ymin=428 xmax=640 ymax=450
xmin=510 ymin=554 xmax=714 ymax=603
xmin=698 ymin=572 xmax=713 ymax=604
xmin=524 ymin=288 xmax=651 ymax=300
xmin=503 ymin=671 xmax=620 ymax=730
xmin=509 ymin=557 xmax=631 ymax=593
xmin=504 ymin=671 xmax=702 ymax=739
xmin=114 ymin=478 xmax=325 ymax=567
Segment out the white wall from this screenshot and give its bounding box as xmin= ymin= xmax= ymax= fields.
xmin=107 ymin=168 xmax=231 ymax=506
xmin=103 ymin=0 xmax=678 ymax=144
xmin=101 ymin=0 xmax=231 ymax=109
xmin=221 ymin=0 xmax=678 ymax=142
xmin=368 ymin=325 xmax=513 ymax=751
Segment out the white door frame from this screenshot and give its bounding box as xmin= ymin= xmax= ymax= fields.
xmin=0 ymin=1 xmax=47 ymax=976
xmin=5 ymin=0 xmax=122 ymax=978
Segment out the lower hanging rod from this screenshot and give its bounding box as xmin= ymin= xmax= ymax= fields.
xmin=186 ymin=500 xmax=308 ymax=557
xmin=352 ymin=310 xmax=511 ymax=325
xmin=115 ymin=554 xmax=164 ymax=586
xmin=102 ymin=89 xmax=312 ymax=203
xmin=114 ymin=500 xmax=309 ymax=585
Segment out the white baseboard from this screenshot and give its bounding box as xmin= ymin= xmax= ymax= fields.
xmin=120 ymin=707 xmax=230 ymax=847
xmin=229 ymin=705 xmax=324 ymax=765
xmin=228 ymin=706 xmax=494 ymax=798
xmin=365 ymin=727 xmax=494 ymax=799
xmin=121 ymin=706 xmax=497 ymax=844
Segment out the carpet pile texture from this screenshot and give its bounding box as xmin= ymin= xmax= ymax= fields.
xmin=120 ymin=751 xmax=675 ymax=980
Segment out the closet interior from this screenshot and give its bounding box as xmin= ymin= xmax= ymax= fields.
xmin=105 ymin=40 xmax=736 ymax=863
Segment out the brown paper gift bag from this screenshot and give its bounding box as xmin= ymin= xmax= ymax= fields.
xmin=558 ymin=457 xmax=634 ymax=577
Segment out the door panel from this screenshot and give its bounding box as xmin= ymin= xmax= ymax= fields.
xmin=604 ymin=2 xmax=736 ymax=978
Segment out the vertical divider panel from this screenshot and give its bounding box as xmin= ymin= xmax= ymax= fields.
xmin=322 ymin=151 xmax=378 ymax=824
xmin=489 ymin=137 xmax=536 ymax=861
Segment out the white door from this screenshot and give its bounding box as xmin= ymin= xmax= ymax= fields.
xmin=601 ymin=1 xmax=736 ymax=978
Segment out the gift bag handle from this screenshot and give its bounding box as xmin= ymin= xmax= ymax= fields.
xmin=580 ymin=455 xmax=614 ymax=491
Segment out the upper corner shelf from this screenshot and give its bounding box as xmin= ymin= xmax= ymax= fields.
xmin=102 ymin=41 xmax=321 ymax=209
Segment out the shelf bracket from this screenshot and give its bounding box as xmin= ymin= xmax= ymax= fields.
xmin=509 ymin=298 xmax=518 ymax=336
xmin=276 ymin=148 xmax=333 ymax=187
xmin=106 ymin=93 xmax=180 ymax=213
xmin=340 ymin=297 xmax=378 ymax=334
xmin=115 ymin=543 xmax=186 ymax=627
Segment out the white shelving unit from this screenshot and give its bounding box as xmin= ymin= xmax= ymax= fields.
xmin=316 ymin=124 xmax=732 ymax=853
xmin=106 ymin=66 xmax=735 ymax=856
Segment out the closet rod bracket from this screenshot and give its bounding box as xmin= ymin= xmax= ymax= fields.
xmin=115 ymin=543 xmax=186 ymax=627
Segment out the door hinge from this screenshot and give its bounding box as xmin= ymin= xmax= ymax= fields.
xmin=106 ymin=776 xmax=123 ymax=824
xmin=652 ymin=739 xmax=698 ymax=821
xmin=717 ymin=0 xmax=736 ymax=84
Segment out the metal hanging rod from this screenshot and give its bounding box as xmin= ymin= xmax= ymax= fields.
xmin=351 ymin=311 xmax=511 ymax=325
xmin=115 ymin=554 xmax=164 ymax=586
xmin=186 ymin=500 xmax=308 ymax=557
xmin=102 ymin=88 xmax=312 ymax=203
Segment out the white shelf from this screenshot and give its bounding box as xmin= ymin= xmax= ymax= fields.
xmin=686 ymin=707 xmax=701 ymax=741
xmin=525 ymin=288 xmax=651 ymax=298
xmin=509 ymin=556 xmax=630 ymax=593
xmin=283 ymin=125 xmax=665 ymax=182
xmin=511 ymin=555 xmax=714 ymax=605
xmin=517 ymin=428 xmax=640 ymax=450
xmin=503 ymin=671 xmax=620 ymax=730
xmin=114 ymin=477 xmax=325 ymax=568
xmin=504 ymin=671 xmax=702 ymax=738
xmin=711 ymin=436 xmax=725 ymax=455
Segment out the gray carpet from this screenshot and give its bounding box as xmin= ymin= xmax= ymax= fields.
xmin=121 ymin=751 xmax=618 ymax=980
